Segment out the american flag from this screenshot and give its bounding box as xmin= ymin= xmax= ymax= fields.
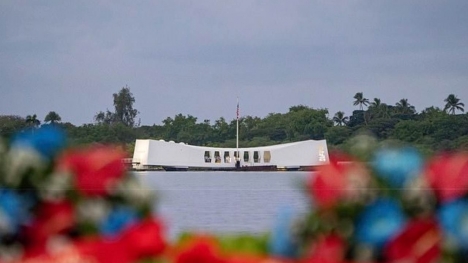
xmin=236 ymin=101 xmax=239 ymax=120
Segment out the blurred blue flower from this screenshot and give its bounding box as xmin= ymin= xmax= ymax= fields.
xmin=99 ymin=206 xmax=139 ymax=238
xmin=438 ymin=198 xmax=468 ymax=248
xmin=0 ymin=189 xmax=30 ymax=236
xmin=12 ymin=125 xmax=66 ymax=160
xmin=269 ymin=206 xmax=298 ymax=258
xmin=355 ymin=198 xmax=406 ymax=248
xmin=372 ymin=147 xmax=423 ymax=187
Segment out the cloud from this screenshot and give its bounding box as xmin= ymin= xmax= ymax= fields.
xmin=0 ymin=1 xmax=467 ymax=125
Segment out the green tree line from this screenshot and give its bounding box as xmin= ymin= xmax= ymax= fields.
xmin=1 ymin=88 xmax=467 ymax=156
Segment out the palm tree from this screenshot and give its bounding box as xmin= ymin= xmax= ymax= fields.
xmin=25 ymin=114 xmax=41 ymax=129
xmin=44 ymin=111 xmax=62 ymax=124
xmin=367 ymin=98 xmax=390 ymax=119
xmin=370 ymin=98 xmax=381 ymax=107
xmin=333 ymin=111 xmax=348 ymax=126
xmin=444 ymin=94 xmax=464 ymax=115
xmin=353 ymin=92 xmax=370 ymax=110
xmin=380 ymin=103 xmax=391 ymax=119
xmin=395 ymin=99 xmax=416 ymax=114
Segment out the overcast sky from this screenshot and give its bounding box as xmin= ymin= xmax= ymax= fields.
xmin=1 ymin=1 xmax=467 ymax=126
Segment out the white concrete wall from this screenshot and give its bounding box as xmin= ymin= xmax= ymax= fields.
xmin=132 ymin=139 xmax=329 ymax=169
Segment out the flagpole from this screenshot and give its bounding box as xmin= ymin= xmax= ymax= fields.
xmin=236 ymin=97 xmax=239 ymax=164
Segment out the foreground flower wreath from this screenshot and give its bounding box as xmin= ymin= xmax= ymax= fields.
xmin=0 ymin=127 xmax=467 ymax=263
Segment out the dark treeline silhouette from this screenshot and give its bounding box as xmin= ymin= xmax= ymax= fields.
xmin=1 ymin=90 xmax=467 ymax=156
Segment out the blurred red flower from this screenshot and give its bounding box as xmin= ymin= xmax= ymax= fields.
xmin=76 ymin=236 xmax=131 ymax=263
xmin=384 ymin=217 xmax=441 ymax=263
xmin=75 ymin=218 xmax=165 ymax=263
xmin=304 ymin=234 xmax=346 ymax=263
xmin=19 ymin=244 xmax=94 ymax=263
xmin=425 ymin=152 xmax=468 ymax=203
xmin=57 ymin=146 xmax=126 ymax=196
xmin=225 ymin=254 xmax=274 ymax=263
xmin=307 ymin=152 xmax=370 ymax=209
xmin=120 ymin=217 xmax=166 ymax=259
xmin=22 ymin=200 xmax=75 ymax=257
xmin=173 ymin=235 xmax=226 ymax=263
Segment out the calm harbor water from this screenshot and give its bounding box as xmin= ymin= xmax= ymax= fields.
xmin=135 ymin=171 xmax=311 ymax=239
